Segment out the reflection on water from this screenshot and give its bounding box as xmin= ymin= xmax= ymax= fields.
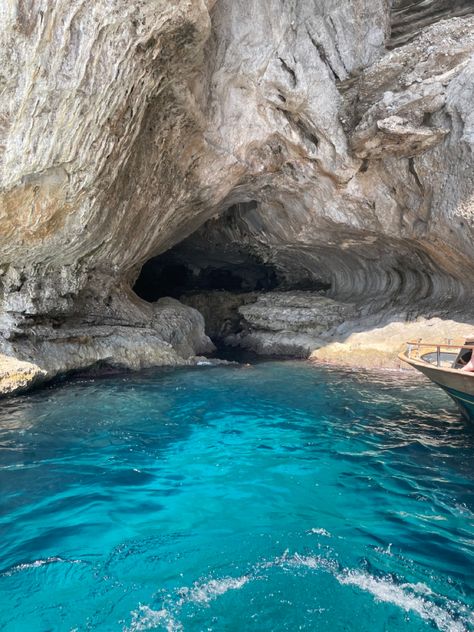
xmin=0 ymin=361 xmax=473 ymax=631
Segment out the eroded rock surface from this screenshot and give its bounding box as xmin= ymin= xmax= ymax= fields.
xmin=1 ymin=0 xmax=474 ymax=390
xmin=182 ymin=291 xmax=259 ymax=342
xmin=229 ymin=293 xmax=356 ymax=357
xmin=0 ymin=355 xmax=46 ymax=396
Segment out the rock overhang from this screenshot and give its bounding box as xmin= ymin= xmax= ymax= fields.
xmin=0 ymin=0 xmax=473 ymax=390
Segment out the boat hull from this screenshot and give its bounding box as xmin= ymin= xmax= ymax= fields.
xmin=440 ymin=384 xmax=474 ymax=421
xmin=399 ymin=353 xmax=474 ymax=422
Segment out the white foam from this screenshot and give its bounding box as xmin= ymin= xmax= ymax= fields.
xmin=374 ymin=543 xmax=393 ymax=556
xmin=281 ymin=552 xmax=338 ymax=574
xmin=272 ymin=552 xmax=471 ymax=632
xmin=2 ymin=557 xmax=80 ymax=576
xmin=289 ymin=553 xmax=323 ymax=569
xmin=400 ymin=581 xmax=433 ymax=596
xmin=126 ymin=605 xmax=182 ymax=632
xmin=126 ymin=575 xmax=251 ymax=631
xmin=178 ymin=575 xmax=250 ymax=605
xmin=309 ymin=528 xmax=331 ymax=537
xmin=338 ymin=571 xmax=469 ymax=632
xmin=126 ymin=552 xmax=472 ymax=632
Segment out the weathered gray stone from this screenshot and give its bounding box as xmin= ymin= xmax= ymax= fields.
xmin=0 ymin=1 xmax=473 ymax=384
xmin=182 ymin=291 xmax=259 ymax=341
xmin=227 ymin=292 xmax=356 ymax=357
xmin=0 ymin=292 xmax=214 ymax=393
xmin=351 ymin=115 xmax=449 ymax=159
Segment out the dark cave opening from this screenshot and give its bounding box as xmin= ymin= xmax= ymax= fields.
xmin=131 ymin=200 xmax=336 ymax=355
xmin=133 ymin=198 xmax=333 ymax=304
xmin=133 ymin=201 xmax=296 ymax=302
xmin=133 ymin=247 xmax=282 ymax=303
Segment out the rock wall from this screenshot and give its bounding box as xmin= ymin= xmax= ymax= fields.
xmin=1 ymin=0 xmax=474 ymax=388
xmin=169 ymin=8 xmax=474 ymax=308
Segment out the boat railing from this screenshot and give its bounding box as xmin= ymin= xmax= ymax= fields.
xmin=404 ymin=340 xmax=474 ymax=368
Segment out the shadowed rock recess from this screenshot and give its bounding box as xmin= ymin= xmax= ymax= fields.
xmin=1 ymin=0 xmax=474 ymax=391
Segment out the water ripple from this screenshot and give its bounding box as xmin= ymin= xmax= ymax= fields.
xmin=0 ymin=361 xmax=472 ymax=631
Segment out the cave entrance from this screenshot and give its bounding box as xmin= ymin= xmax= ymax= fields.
xmin=132 ymin=200 xmax=332 ymax=351
xmin=133 ymin=202 xmax=282 ymax=303
xmin=133 ymin=250 xmax=280 ymax=302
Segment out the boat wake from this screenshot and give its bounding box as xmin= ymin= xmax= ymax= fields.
xmin=127 ymin=574 xmax=251 ymax=632
xmin=126 ymin=550 xmax=473 ymax=632
xmin=337 ymin=571 xmax=471 ymax=632
xmin=176 ymin=575 xmax=251 ymax=606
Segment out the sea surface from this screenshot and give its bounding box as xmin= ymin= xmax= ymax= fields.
xmin=0 ymin=360 xmax=473 ymax=631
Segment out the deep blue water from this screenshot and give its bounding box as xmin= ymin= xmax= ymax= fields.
xmin=0 ymin=361 xmax=473 ymax=632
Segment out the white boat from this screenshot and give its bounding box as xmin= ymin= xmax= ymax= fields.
xmin=399 ymin=338 xmax=474 ymax=421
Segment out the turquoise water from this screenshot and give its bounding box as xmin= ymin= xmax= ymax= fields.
xmin=0 ymin=361 xmax=473 ymax=631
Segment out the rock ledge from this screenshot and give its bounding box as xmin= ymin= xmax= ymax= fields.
xmin=0 ymin=355 xmax=46 ymax=396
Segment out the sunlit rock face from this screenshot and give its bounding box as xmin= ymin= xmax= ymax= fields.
xmin=0 ymin=0 xmax=474 ymax=383
xmin=170 ymin=8 xmax=474 ymax=310
xmin=0 ymin=0 xmax=221 ymax=372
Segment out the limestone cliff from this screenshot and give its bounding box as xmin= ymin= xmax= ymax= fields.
xmin=1 ymin=0 xmax=473 ymax=389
